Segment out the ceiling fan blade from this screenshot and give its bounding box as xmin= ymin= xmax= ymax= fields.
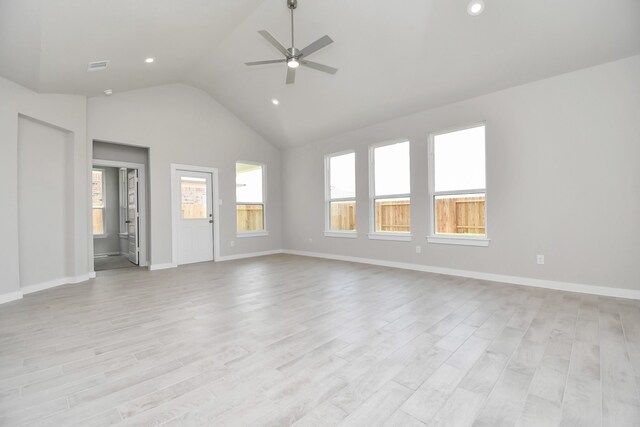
xmin=301 ymin=60 xmax=338 ymax=75
xmin=245 ymin=59 xmax=287 ymax=66
xmin=286 ymin=67 xmax=296 ymax=84
xmin=258 ymin=30 xmax=288 ymax=57
xmin=300 ymin=35 xmax=333 ymax=58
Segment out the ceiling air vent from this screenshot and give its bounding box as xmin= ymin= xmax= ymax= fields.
xmin=87 ymin=60 xmax=109 ymax=72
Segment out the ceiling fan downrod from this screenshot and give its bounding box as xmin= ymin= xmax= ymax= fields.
xmin=288 ymin=0 xmax=297 ymax=55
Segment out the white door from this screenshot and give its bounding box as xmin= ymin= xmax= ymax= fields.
xmin=177 ymin=171 xmax=214 ymax=265
xmin=127 ymin=169 xmax=139 ymax=265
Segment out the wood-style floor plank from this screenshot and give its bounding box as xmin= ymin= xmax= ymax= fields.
xmin=0 ymin=254 xmax=638 ymax=426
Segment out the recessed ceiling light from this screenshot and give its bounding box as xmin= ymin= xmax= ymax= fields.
xmin=271 ymin=99 xmax=280 ymax=105
xmin=467 ymin=0 xmax=485 ymax=16
xmin=145 ymin=57 xmax=155 ymax=64
xmin=104 ymin=89 xmax=113 ymax=96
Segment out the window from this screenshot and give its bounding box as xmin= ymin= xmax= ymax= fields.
xmin=325 ymin=151 xmax=356 ymax=237
xmin=181 ymin=177 xmax=208 ymax=219
xmin=92 ymin=169 xmax=106 ymax=236
xmin=428 ymin=123 xmax=488 ymax=246
xmin=236 ymin=162 xmax=266 ymax=235
xmin=369 ymin=140 xmax=411 ymax=240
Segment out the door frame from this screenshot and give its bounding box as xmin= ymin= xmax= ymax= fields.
xmin=91 ymin=159 xmax=148 ymax=268
xmin=170 ymin=163 xmax=220 ymax=266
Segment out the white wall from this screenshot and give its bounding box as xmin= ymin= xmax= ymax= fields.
xmin=94 ymin=141 xmax=149 ymax=165
xmin=18 ymin=115 xmax=74 ymax=287
xmin=93 ymin=166 xmax=121 ymax=256
xmin=0 ymin=75 xmax=87 ymax=301
xmin=282 ymin=55 xmax=640 ymax=292
xmin=88 ymin=84 xmax=283 ymax=266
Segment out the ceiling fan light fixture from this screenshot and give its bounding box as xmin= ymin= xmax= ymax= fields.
xmin=467 ymin=0 xmax=485 ymax=16
xmin=246 ymin=0 xmax=336 ymax=84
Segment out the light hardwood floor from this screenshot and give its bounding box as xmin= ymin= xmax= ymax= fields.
xmin=1 ymin=254 xmax=639 ymax=426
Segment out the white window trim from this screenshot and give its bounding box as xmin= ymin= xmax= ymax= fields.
xmin=236 ymin=160 xmax=268 ymax=237
xmin=324 ymin=150 xmax=357 ymax=237
xmin=324 ymin=230 xmax=358 ymax=238
xmin=237 ymin=230 xmax=270 ymax=238
xmin=368 ymin=139 xmax=412 ymax=241
xmin=427 ymin=121 xmax=489 ymax=247
xmin=92 ymin=168 xmax=107 ymax=238
xmin=426 ymin=235 xmax=490 ymax=247
xmin=368 ymin=232 xmax=413 ymax=242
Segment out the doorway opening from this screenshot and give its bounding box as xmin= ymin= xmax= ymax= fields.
xmin=92 ymin=160 xmax=148 ymax=271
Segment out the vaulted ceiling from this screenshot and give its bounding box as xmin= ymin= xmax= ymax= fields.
xmin=1 ymin=0 xmax=639 ymax=147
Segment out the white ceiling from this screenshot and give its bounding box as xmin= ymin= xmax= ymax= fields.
xmin=1 ymin=0 xmax=639 ymax=147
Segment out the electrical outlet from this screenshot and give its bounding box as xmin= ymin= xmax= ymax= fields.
xmin=230 ymin=240 xmax=235 ymax=247
xmin=537 ymin=254 xmax=544 ymax=265
xmin=416 ymin=245 xmax=422 ymax=254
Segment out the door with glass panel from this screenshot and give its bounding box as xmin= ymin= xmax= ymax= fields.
xmin=177 ymin=171 xmax=213 ymax=265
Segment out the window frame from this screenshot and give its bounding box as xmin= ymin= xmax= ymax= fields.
xmin=324 ymin=150 xmax=357 ymax=238
xmin=92 ymin=168 xmax=107 ymax=238
xmin=235 ymin=160 xmax=269 ymax=238
xmin=368 ymin=139 xmax=412 ymax=241
xmin=427 ymin=122 xmax=490 ymax=247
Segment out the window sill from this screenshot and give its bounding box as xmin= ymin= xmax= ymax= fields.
xmin=324 ymin=231 xmax=358 ymax=239
xmin=368 ymin=232 xmax=412 ymax=242
xmin=118 ymin=233 xmax=128 ymax=238
xmin=426 ymin=236 xmax=490 ymax=247
xmin=237 ymin=231 xmax=269 ymax=238
xmin=93 ymin=234 xmax=108 ymax=239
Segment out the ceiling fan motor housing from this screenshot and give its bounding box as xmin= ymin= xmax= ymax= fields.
xmin=287 ymin=47 xmax=300 ymax=60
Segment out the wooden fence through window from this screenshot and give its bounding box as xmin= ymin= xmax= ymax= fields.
xmin=237 ymin=204 xmax=264 ymax=231
xmin=328 ymin=197 xmax=485 ymax=235
xmin=375 ymin=200 xmax=410 ymax=232
xmin=435 ymin=196 xmax=485 ymax=235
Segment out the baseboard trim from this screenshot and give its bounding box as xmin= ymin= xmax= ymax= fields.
xmin=0 ymin=290 xmax=24 ymax=304
xmin=21 ymin=273 xmax=93 ymax=295
xmin=283 ymin=249 xmax=640 ymax=300
xmin=148 ymin=263 xmax=178 ymax=271
xmin=217 ymin=249 xmax=284 ymax=262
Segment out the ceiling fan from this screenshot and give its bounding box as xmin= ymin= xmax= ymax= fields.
xmin=245 ymin=0 xmax=337 ymax=84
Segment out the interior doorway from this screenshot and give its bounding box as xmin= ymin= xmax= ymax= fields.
xmin=171 ymin=164 xmax=220 ymax=266
xmin=92 ymin=160 xmax=148 ymax=271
